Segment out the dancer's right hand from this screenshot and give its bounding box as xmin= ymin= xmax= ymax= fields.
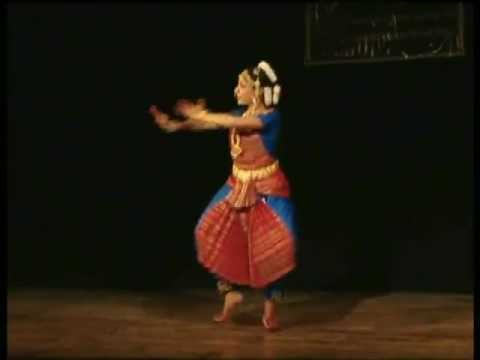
xmin=174 ymin=98 xmax=207 ymax=119
xmin=149 ymin=105 xmax=169 ymax=127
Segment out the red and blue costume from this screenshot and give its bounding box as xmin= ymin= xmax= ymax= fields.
xmin=194 ymin=108 xmax=297 ymax=298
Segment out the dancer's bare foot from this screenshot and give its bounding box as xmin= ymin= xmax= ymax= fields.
xmin=213 ymin=291 xmax=243 ymax=323
xmin=262 ymin=299 xmax=280 ymax=331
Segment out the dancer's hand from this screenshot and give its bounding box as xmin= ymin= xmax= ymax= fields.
xmin=174 ymin=98 xmax=207 ymax=119
xmin=149 ymin=105 xmax=170 ymax=127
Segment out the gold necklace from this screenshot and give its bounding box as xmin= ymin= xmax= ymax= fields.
xmin=230 ymin=129 xmax=242 ymax=159
xmin=230 ymin=107 xmax=256 ymax=159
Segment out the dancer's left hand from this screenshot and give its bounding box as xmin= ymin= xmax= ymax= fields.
xmin=175 ymin=98 xmax=206 ymax=119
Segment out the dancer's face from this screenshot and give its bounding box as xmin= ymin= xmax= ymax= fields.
xmin=234 ymin=75 xmax=256 ymax=106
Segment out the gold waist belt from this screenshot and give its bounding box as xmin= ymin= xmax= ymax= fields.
xmin=232 ymin=161 xmax=279 ymax=182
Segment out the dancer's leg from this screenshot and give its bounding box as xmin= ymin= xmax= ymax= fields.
xmin=262 ymin=280 xmax=284 ymax=330
xmin=213 ymin=209 xmax=248 ymax=322
xmin=213 ymin=278 xmax=243 ymax=322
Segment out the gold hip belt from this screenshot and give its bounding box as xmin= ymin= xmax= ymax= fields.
xmin=232 ymin=161 xmax=279 ymax=182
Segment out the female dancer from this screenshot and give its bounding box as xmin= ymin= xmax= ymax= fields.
xmin=149 ymin=61 xmax=297 ymax=331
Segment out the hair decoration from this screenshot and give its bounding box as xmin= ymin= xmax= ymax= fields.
xmin=264 ymin=86 xmax=272 ymax=106
xmin=272 ymin=84 xmax=281 ymax=105
xmin=257 ymin=61 xmax=277 ymax=84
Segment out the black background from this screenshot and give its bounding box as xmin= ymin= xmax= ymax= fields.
xmin=8 ymin=3 xmax=474 ymax=293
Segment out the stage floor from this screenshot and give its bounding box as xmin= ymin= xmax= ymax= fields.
xmin=7 ymin=288 xmax=473 ymax=359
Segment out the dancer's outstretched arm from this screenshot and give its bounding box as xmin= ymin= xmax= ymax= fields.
xmin=149 ymin=104 xmax=220 ymax=132
xmin=175 ymin=100 xmax=264 ymax=130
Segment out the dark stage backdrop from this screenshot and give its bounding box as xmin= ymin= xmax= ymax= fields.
xmin=8 ymin=3 xmax=474 ymax=293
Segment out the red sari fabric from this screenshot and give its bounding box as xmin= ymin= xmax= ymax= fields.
xmin=194 ymin=169 xmax=296 ymax=288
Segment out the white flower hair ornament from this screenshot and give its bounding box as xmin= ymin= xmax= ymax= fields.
xmin=272 ymin=84 xmax=281 ymax=105
xmin=263 ymin=86 xmax=273 ymax=107
xmin=255 ymin=60 xmax=282 ymax=106
xmin=257 ymin=61 xmax=277 ymax=83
